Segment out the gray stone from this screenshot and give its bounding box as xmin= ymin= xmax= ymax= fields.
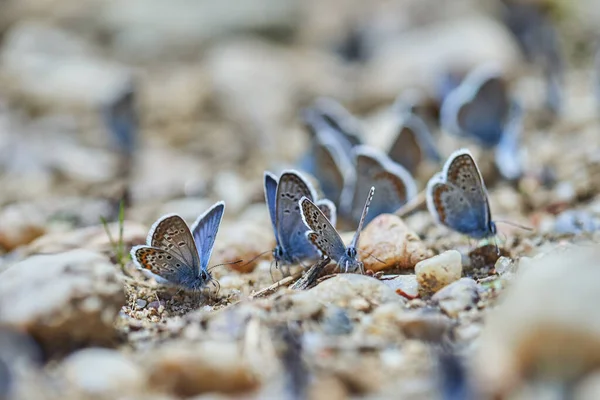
xmin=432 ymin=278 xmax=480 ymax=318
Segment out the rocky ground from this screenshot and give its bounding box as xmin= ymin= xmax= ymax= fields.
xmin=1 ymin=0 xmax=600 ymax=399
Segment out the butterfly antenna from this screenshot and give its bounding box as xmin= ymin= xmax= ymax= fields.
xmin=361 ymin=251 xmax=386 ymax=265
xmin=208 ymin=259 xmax=244 ymax=272
xmin=231 ymin=250 xmax=271 ymax=272
xmin=351 ymin=186 xmax=375 ymax=248
xmin=495 ymin=220 xmax=534 ymax=231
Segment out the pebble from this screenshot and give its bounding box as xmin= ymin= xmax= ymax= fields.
xmin=145 ymin=342 xmax=258 ymax=397
xmin=474 ymin=245 xmax=600 ymax=397
xmin=62 ymin=348 xmax=146 ymax=396
xmin=432 ymin=278 xmax=480 ymax=318
xmin=381 ymin=275 xmax=419 ymax=299
xmin=415 ymin=250 xmax=462 ymax=296
xmin=358 ymin=214 xmax=430 ymax=272
xmin=309 ymin=274 xmax=404 ymax=309
xmin=0 ymin=203 xmax=46 ymax=251
xmin=136 ymin=299 xmax=147 ymax=309
xmin=395 ymin=310 xmax=453 ymax=342
xmin=0 ymin=250 xmax=125 ymax=354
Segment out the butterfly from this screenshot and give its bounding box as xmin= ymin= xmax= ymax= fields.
xmin=342 ymin=145 xmax=417 ymax=225
xmin=298 ymin=98 xmax=361 ymax=204
xmin=103 ymin=81 xmax=138 ymax=157
xmin=387 ymin=113 xmax=441 ymax=174
xmin=440 ymin=64 xmax=511 ymax=148
xmin=130 ymin=202 xmax=224 ymax=290
xmin=427 ymin=149 xmax=496 ymax=239
xmin=300 ymin=186 xmax=375 ymax=273
xmin=265 ymin=170 xmax=337 ymax=266
xmin=494 ymin=101 xmax=524 ymax=181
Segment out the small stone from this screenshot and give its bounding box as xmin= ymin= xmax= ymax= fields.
xmin=0 ymin=250 xmax=125 ymax=355
xmin=432 ymin=278 xmax=480 ymax=318
xmin=395 ymin=310 xmax=453 ymax=342
xmin=358 ymin=214 xmax=430 ymax=272
xmin=494 ymin=256 xmax=517 ymax=276
xmin=0 ymin=203 xmax=46 ymax=251
xmin=309 ymin=274 xmax=404 ymax=309
xmin=62 ymin=348 xmax=146 ymax=396
xmin=381 ymin=275 xmax=419 ymax=299
xmin=415 ymin=250 xmax=462 ymax=296
xmin=146 ymin=342 xmax=258 ymax=397
xmin=148 ymin=300 xmax=165 ymax=310
xmin=136 ymin=299 xmax=147 ymax=309
xmin=474 ymin=245 xmax=600 ymax=397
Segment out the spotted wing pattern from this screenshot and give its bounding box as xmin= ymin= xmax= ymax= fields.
xmin=427 ymin=150 xmax=494 ymax=239
xmin=300 ymin=197 xmax=346 ymax=262
xmin=147 ymin=214 xmax=200 ymax=273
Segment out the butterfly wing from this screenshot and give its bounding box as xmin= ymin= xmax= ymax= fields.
xmin=346 ymin=146 xmax=417 ymax=225
xmin=457 ymin=76 xmax=510 ymax=148
xmin=387 ymin=121 xmax=423 ymax=173
xmin=349 ymin=186 xmax=375 ymax=249
xmin=427 ymin=150 xmax=493 ymax=238
xmin=147 ymin=214 xmax=200 ymax=273
xmin=316 ymin=199 xmax=337 ymax=228
xmin=264 ymin=172 xmax=279 ymax=239
xmin=131 ymin=245 xmax=195 ymax=286
xmin=276 ymin=171 xmax=320 ymax=262
xmin=302 ymin=107 xmax=354 ymax=204
xmin=103 ymin=82 xmax=137 ymax=156
xmin=300 ymin=197 xmax=346 ymax=262
xmin=494 ymin=101 xmax=524 ymax=180
xmin=191 ymin=202 xmax=225 ymax=272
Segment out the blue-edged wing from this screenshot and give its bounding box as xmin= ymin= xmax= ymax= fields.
xmin=265 ymin=170 xmax=336 ymax=266
xmin=426 ymin=149 xmax=496 ymax=239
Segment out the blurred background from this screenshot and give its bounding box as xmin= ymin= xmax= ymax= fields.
xmin=0 ymin=0 xmax=598 ymax=236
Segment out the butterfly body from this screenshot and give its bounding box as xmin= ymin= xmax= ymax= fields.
xmin=301 ymin=187 xmax=375 ymax=273
xmin=131 ymin=202 xmax=224 ymax=291
xmin=265 ymin=170 xmax=336 ymax=267
xmin=427 ymin=150 xmax=496 ymax=239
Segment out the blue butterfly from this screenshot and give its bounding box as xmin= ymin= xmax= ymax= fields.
xmin=130 ymin=202 xmax=224 ymax=290
xmin=387 ymin=113 xmax=442 ymax=174
xmin=342 ymin=145 xmax=417 ymax=225
xmin=440 ymin=64 xmax=511 ymax=148
xmin=494 ymin=101 xmax=525 ymax=181
xmin=103 ymin=81 xmax=137 ymax=156
xmin=265 ymin=170 xmax=336 ymax=266
xmin=427 ymin=149 xmax=496 ymax=239
xmin=300 ymin=187 xmax=375 ymax=273
xmin=298 ymin=98 xmax=361 ymax=204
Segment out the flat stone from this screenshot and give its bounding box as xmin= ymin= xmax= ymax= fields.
xmin=62 ymin=348 xmax=146 ymax=396
xmin=0 ymin=250 xmax=125 ymax=355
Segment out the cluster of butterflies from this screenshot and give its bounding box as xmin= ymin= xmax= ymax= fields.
xmin=131 ymin=146 xmax=497 ymax=292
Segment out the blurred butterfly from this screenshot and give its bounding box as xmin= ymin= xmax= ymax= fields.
xmin=342 ymin=145 xmax=417 ymax=225
xmin=265 ymin=170 xmax=337 ymax=267
xmin=387 ymin=113 xmax=442 ymax=174
xmin=427 ymin=149 xmax=496 ymax=239
xmin=131 ymin=202 xmax=224 ymax=290
xmin=494 ymin=101 xmax=525 ymax=181
xmin=300 ymin=186 xmax=374 ymax=273
xmin=298 ymin=98 xmax=362 ymax=204
xmin=103 ymin=81 xmax=138 ymax=156
xmin=440 ymin=64 xmax=511 ymax=148
xmin=501 ymin=1 xmax=563 ymax=116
